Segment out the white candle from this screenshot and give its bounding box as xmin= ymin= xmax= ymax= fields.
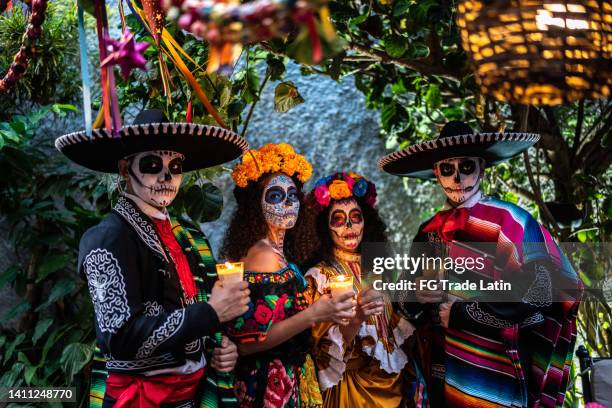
xmin=216 ymin=261 xmax=244 ymax=283
xmin=329 ymin=275 xmax=354 ymax=298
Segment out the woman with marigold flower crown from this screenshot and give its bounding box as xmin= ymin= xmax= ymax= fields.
xmin=221 ymin=144 xmax=356 ymax=408
xmin=302 ymin=172 xmax=416 ymax=408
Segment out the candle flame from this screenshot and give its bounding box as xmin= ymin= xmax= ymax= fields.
xmin=224 ymin=262 xmax=233 ymax=268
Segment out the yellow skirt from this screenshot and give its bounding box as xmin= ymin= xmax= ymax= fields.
xmin=322 ymin=356 xmax=406 ymax=408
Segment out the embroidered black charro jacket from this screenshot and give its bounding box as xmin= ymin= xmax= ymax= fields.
xmin=78 ymin=196 xmax=221 ymax=373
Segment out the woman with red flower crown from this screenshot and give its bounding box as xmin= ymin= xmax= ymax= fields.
xmin=222 ymin=144 xmax=356 ymax=408
xmin=301 ymin=172 xmax=417 ymax=407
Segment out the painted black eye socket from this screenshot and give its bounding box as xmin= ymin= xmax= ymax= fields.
xmin=265 ymin=186 xmax=286 ymax=205
xmin=459 ymin=159 xmax=477 ymax=175
xmin=139 ymin=155 xmax=163 ymax=174
xmin=168 ymin=158 xmax=184 ymax=175
xmin=439 ymin=162 xmax=456 ymax=177
xmin=349 ymin=208 xmax=363 ymax=224
xmin=287 ymin=187 xmax=299 ymax=203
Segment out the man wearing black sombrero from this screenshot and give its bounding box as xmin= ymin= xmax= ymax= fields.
xmin=56 ymin=109 xmax=251 ymax=407
xmin=379 ymin=121 xmax=582 ymax=408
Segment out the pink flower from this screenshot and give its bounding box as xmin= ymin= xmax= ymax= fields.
xmin=264 ymin=359 xmax=294 ymax=408
xmin=314 ymin=185 xmax=330 ymax=207
xmin=254 ymin=303 xmax=273 ymax=325
xmin=343 ymin=173 xmax=355 ymax=191
xmin=272 ymin=294 xmax=288 ymax=323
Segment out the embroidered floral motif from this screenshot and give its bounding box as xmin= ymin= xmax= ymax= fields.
xmin=264 ymin=359 xmax=294 ymax=408
xmin=84 ymin=249 xmax=131 ymax=334
xmin=254 ymin=300 xmax=273 ymax=325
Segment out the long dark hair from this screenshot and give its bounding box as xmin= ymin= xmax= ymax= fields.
xmin=300 ymin=195 xmax=389 ymax=269
xmin=220 ymin=173 xmax=318 ymax=265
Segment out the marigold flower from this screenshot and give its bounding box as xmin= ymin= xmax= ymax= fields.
xmin=329 ymin=180 xmax=352 ymax=200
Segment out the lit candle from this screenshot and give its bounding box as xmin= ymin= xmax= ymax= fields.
xmin=215 ymin=261 xmax=244 ymax=283
xmin=329 ymin=275 xmax=354 ymax=298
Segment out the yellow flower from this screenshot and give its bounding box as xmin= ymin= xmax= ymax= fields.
xmin=329 ymin=180 xmax=351 ymax=199
xmin=276 ymin=143 xmax=295 ymax=156
xmin=232 ymin=166 xmax=248 ymax=187
xmin=231 ymin=143 xmax=313 ymax=187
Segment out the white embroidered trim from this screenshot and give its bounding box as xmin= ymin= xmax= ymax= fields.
xmin=184 ymin=338 xmax=201 ymax=354
xmin=465 ymin=303 xmax=512 ymax=328
xmin=136 ymin=309 xmax=185 ymax=359
xmin=84 ymin=249 xmax=131 ymax=334
xmin=305 ymin=267 xmax=328 ymax=294
xmin=358 ymin=317 xmax=413 ymax=374
xmin=521 ymin=312 xmax=545 ymax=327
xmin=106 ymin=353 xmax=175 ymax=370
xmin=522 ymin=263 xmax=553 ymax=307
xmin=317 ymin=325 xmax=347 ymax=391
xmin=114 ymin=197 xmax=168 ymax=262
xmin=143 ymin=301 xmax=164 ymax=317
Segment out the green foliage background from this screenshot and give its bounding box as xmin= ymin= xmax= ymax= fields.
xmin=0 ymin=0 xmax=609 ymax=406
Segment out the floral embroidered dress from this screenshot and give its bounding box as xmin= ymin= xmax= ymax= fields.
xmin=227 ymin=263 xmax=323 ymax=408
xmin=305 ymin=248 xmax=415 ymax=408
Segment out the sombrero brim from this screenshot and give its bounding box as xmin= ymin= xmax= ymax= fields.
xmin=55 ymin=122 xmax=249 ymax=173
xmin=379 ymin=132 xmax=540 ymax=179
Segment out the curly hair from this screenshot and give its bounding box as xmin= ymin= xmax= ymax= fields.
xmin=299 ymin=195 xmax=389 ymax=269
xmin=220 ymin=173 xmax=319 ymax=265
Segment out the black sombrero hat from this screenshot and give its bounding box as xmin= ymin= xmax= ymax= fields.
xmin=55 ymin=109 xmax=249 ymax=173
xmin=378 ymin=121 xmax=540 ymax=179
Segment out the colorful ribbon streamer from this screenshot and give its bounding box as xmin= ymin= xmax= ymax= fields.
xmin=77 ymin=0 xmax=92 ymax=137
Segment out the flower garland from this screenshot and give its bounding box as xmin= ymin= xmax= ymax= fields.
xmin=231 ymin=143 xmax=313 ymax=188
xmin=0 ymin=0 xmax=48 ymax=94
xmin=162 ymin=0 xmax=336 ymax=72
xmin=310 ymin=172 xmax=377 ymax=211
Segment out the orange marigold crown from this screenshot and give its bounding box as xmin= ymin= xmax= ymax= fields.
xmin=231 ymin=143 xmax=313 ymax=188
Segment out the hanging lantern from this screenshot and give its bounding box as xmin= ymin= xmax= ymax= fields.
xmin=456 ymin=0 xmax=612 ymax=105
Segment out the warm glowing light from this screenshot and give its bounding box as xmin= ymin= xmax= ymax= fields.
xmin=216 ymin=261 xmax=244 ymax=282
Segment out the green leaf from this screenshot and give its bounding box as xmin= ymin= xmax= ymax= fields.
xmin=24 ymin=365 xmax=37 ymax=386
xmin=4 ymin=334 xmax=26 ymax=364
xmin=408 ymin=42 xmax=430 ymax=59
xmin=32 ymin=318 xmax=54 ymax=345
xmin=182 ymin=183 xmax=223 ymax=223
xmin=0 ymin=362 xmax=25 ymax=387
xmin=384 ymin=35 xmax=408 ymax=58
xmin=425 ymin=84 xmax=441 ymax=109
xmin=265 ymin=55 xmax=286 ymax=81
xmin=36 ymin=254 xmax=71 ymax=283
xmin=381 ymin=101 xmax=397 ymax=132
xmin=3 ymin=299 xmax=30 ymax=321
xmin=0 ymin=335 xmax=6 ymax=350
xmin=0 ymin=265 xmax=18 ymax=287
xmin=274 ymin=81 xmax=305 ymax=113
xmin=60 ymin=342 xmax=93 ymax=383
xmin=35 ymin=278 xmax=77 ymax=312
xmin=393 ymin=0 xmax=411 ymax=16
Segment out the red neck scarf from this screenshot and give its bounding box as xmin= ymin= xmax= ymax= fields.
xmin=152 ymin=218 xmax=197 ymax=300
xmin=422 ymin=207 xmax=470 ymax=242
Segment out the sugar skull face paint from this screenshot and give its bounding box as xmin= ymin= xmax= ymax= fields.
xmin=127 ymin=150 xmax=184 ymax=208
xmin=261 ymin=174 xmax=300 ymax=229
xmin=328 ymin=198 xmax=364 ymax=252
xmin=433 ymin=156 xmax=484 ymax=205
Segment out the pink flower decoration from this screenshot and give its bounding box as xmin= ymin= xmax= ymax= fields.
xmin=314 ymin=184 xmax=330 ymax=207
xmin=264 ymin=359 xmax=294 ymax=408
xmin=343 ymin=173 xmax=355 ymax=191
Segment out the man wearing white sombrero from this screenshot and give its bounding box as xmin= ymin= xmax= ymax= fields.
xmin=380 ymin=121 xmax=582 ymax=408
xmin=56 ymin=109 xmax=251 ymax=407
